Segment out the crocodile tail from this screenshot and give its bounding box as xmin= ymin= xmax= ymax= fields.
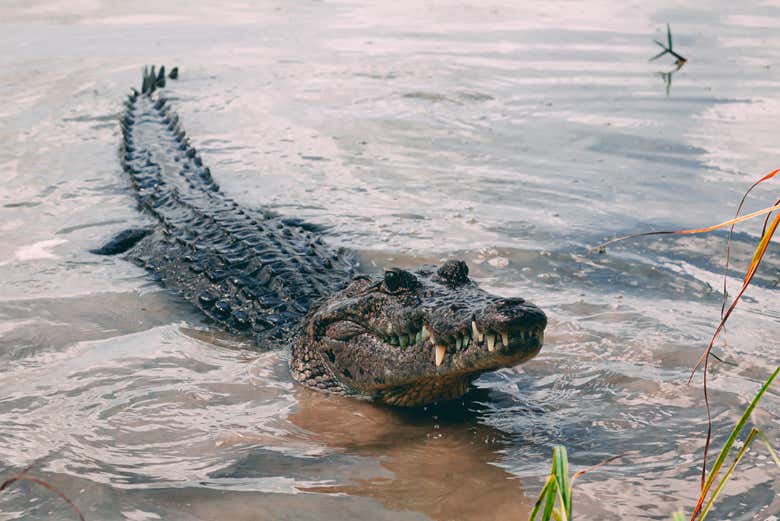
xmin=141 ymin=64 xmax=176 ymax=94
xmin=117 ymin=68 xmax=355 ymax=340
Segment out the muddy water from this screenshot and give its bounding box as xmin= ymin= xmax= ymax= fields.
xmin=1 ymin=1 xmax=780 ymax=519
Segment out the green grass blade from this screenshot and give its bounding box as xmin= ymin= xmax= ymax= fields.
xmin=692 ymin=366 xmax=780 ymax=519
xmin=553 ymin=447 xmax=572 ymax=516
xmin=529 ymin=477 xmax=556 ymax=521
xmin=555 ymin=485 xmax=569 ymax=521
xmin=703 ymin=367 xmax=779 ymax=490
xmin=542 ymin=472 xmax=558 ymax=520
xmin=699 ymin=429 xmax=759 ymax=520
xmin=672 ymin=512 xmax=686 ymax=521
xmin=758 ymin=432 xmax=780 ymax=470
xmin=650 ymin=48 xmax=670 ymax=61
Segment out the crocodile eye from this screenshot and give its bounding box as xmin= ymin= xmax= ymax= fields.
xmin=384 ymin=270 xmax=399 ymax=291
xmin=383 ymin=268 xmax=418 ymax=293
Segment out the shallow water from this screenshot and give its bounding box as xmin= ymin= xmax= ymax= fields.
xmin=1 ymin=1 xmax=780 ymax=519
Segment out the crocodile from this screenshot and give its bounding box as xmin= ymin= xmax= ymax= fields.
xmin=98 ymin=66 xmax=547 ymax=407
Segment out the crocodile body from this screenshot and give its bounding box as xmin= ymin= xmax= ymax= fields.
xmin=107 ymin=69 xmax=547 ymax=406
xmin=119 ymin=90 xmax=354 ymax=345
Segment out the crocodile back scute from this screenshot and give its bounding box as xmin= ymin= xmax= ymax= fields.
xmin=119 ymin=91 xmax=355 ymax=344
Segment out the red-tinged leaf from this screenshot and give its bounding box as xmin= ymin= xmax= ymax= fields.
xmin=693 ymin=211 xmax=780 ymax=377
xmin=721 ymin=169 xmax=780 ymax=320
xmin=691 ymin=212 xmax=779 ymax=491
xmin=591 ymin=168 xmax=780 ymax=498
xmin=592 ymin=203 xmax=780 ymax=253
xmin=750 ymin=212 xmax=780 ymax=272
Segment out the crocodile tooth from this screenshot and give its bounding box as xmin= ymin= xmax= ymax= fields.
xmin=430 ymin=332 xmax=437 ymax=345
xmin=471 ymin=320 xmax=482 ymax=342
xmin=421 ymin=325 xmax=430 ymax=341
xmin=415 ymin=330 xmax=422 ymax=344
xmin=463 ymin=335 xmax=470 ymax=348
xmin=486 ymin=333 xmax=496 ymax=352
xmin=538 ymin=329 xmax=544 ymax=345
xmin=435 ymin=344 xmax=446 ymax=366
xmin=399 ymin=335 xmax=409 ymax=348
xmin=500 ymin=331 xmax=509 ymax=346
xmin=455 ymin=335 xmax=462 ymax=349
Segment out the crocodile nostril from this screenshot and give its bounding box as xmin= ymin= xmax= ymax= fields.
xmin=437 ymin=260 xmax=469 ymax=284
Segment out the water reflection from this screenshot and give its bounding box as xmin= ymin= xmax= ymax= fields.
xmin=289 ymin=389 xmax=533 ymax=521
xmin=657 ymin=68 xmax=675 ymax=97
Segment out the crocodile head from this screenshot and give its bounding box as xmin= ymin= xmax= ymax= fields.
xmin=291 ymin=260 xmax=547 ymax=407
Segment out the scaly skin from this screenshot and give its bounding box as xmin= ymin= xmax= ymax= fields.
xmin=292 ymin=263 xmax=546 ymax=406
xmin=108 ymin=68 xmax=547 ymax=406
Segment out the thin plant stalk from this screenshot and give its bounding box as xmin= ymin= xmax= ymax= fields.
xmin=592 ymin=170 xmax=780 ymax=488
xmin=0 ymin=467 xmax=85 ymax=521
xmin=694 ymin=212 xmax=779 ymax=488
xmin=718 ymin=169 xmax=780 ymax=344
xmin=592 ymin=203 xmax=780 ymax=253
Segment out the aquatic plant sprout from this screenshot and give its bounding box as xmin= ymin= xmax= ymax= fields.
xmin=690 ymin=366 xmax=779 ymax=520
xmin=529 ymin=366 xmax=779 ymax=521
xmin=650 ymin=24 xmax=688 ymax=68
xmin=528 ymin=446 xmax=572 ymax=521
xmin=528 ymin=447 xmax=625 ymax=521
xmin=543 ymin=169 xmax=780 ymax=520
